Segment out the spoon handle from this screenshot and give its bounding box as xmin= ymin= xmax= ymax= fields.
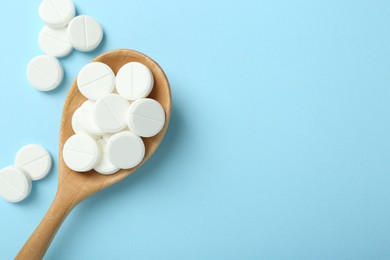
xmin=15 ymin=191 xmax=77 ymax=260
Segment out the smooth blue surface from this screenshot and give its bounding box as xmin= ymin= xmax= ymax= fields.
xmin=1 ymin=0 xmax=390 ymax=259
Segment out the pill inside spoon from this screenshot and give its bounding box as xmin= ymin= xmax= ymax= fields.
xmin=63 ymin=56 xmax=166 ymax=174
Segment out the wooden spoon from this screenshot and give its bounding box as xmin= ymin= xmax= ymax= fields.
xmin=15 ymin=49 xmax=171 ymax=260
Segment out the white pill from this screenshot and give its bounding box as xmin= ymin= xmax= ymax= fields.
xmin=0 ymin=166 xmax=32 ymax=203
xmin=94 ymin=138 xmax=119 ymax=175
xmin=127 ymin=99 xmax=165 ymax=137
xmin=27 ymin=55 xmax=63 ymax=91
xmin=71 ymin=109 xmax=98 ymax=139
xmin=15 ymin=145 xmax=52 ymax=181
xmin=94 ymin=94 xmax=129 ymax=133
xmin=39 ymin=26 xmax=72 ymax=58
xmin=63 ymin=134 xmax=100 ymax=172
xmin=116 ymin=62 xmax=154 ymax=100
xmin=71 ymin=109 xmax=86 ymax=135
xmin=77 ymin=101 xmax=106 ymax=136
xmin=67 ymin=15 xmax=103 ymax=52
xmin=106 ymin=131 xmax=145 ymax=169
xmin=77 ymin=62 xmax=115 ymax=101
xmin=39 ymin=0 xmax=75 ymax=29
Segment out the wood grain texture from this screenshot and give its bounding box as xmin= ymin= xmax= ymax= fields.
xmin=15 ymin=49 xmax=171 ymax=260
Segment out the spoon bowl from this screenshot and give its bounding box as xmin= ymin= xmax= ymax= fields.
xmin=15 ymin=49 xmax=171 ymax=260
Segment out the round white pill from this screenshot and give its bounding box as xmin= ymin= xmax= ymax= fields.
xmin=127 ymin=98 xmax=165 ymax=137
xmin=15 ymin=145 xmax=52 ymax=181
xmin=63 ymin=134 xmax=100 ymax=172
xmin=94 ymin=138 xmax=119 ymax=175
xmin=39 ymin=0 xmax=75 ymax=29
xmin=27 ymin=55 xmax=63 ymax=91
xmin=77 ymin=62 xmax=115 ymax=101
xmin=77 ymin=101 xmax=106 ymax=136
xmin=106 ymin=131 xmax=145 ymax=169
xmin=71 ymin=109 xmax=86 ymax=135
xmin=67 ymin=15 xmax=103 ymax=52
xmin=71 ymin=109 xmax=99 ymax=139
xmin=0 ymin=166 xmax=32 ymax=203
xmin=116 ymin=62 xmax=154 ymax=100
xmin=39 ymin=26 xmax=72 ymax=58
xmin=94 ymin=94 xmax=129 ymax=133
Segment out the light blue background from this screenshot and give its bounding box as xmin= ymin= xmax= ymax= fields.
xmin=1 ymin=0 xmax=390 ymax=259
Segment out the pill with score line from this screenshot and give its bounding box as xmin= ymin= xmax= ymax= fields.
xmin=127 ymin=98 xmax=165 ymax=137
xmin=27 ymin=55 xmax=64 ymax=91
xmin=15 ymin=145 xmax=52 ymax=181
xmin=116 ymin=62 xmax=154 ymax=100
xmin=63 ymin=134 xmax=101 ymax=172
xmin=77 ymin=62 xmax=115 ymax=101
xmin=67 ymin=15 xmax=103 ymax=52
xmin=39 ymin=0 xmax=76 ymax=29
xmin=39 ymin=26 xmax=73 ymax=58
xmin=0 ymin=166 xmax=32 ymax=203
xmin=94 ymin=94 xmax=129 ymax=133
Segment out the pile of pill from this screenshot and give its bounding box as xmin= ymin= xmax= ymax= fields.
xmin=0 ymin=145 xmax=52 ymax=203
xmin=27 ymin=0 xmax=104 ymax=91
xmin=63 ymin=61 xmax=165 ymax=174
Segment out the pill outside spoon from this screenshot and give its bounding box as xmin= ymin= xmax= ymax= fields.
xmin=15 ymin=49 xmax=172 ymax=260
